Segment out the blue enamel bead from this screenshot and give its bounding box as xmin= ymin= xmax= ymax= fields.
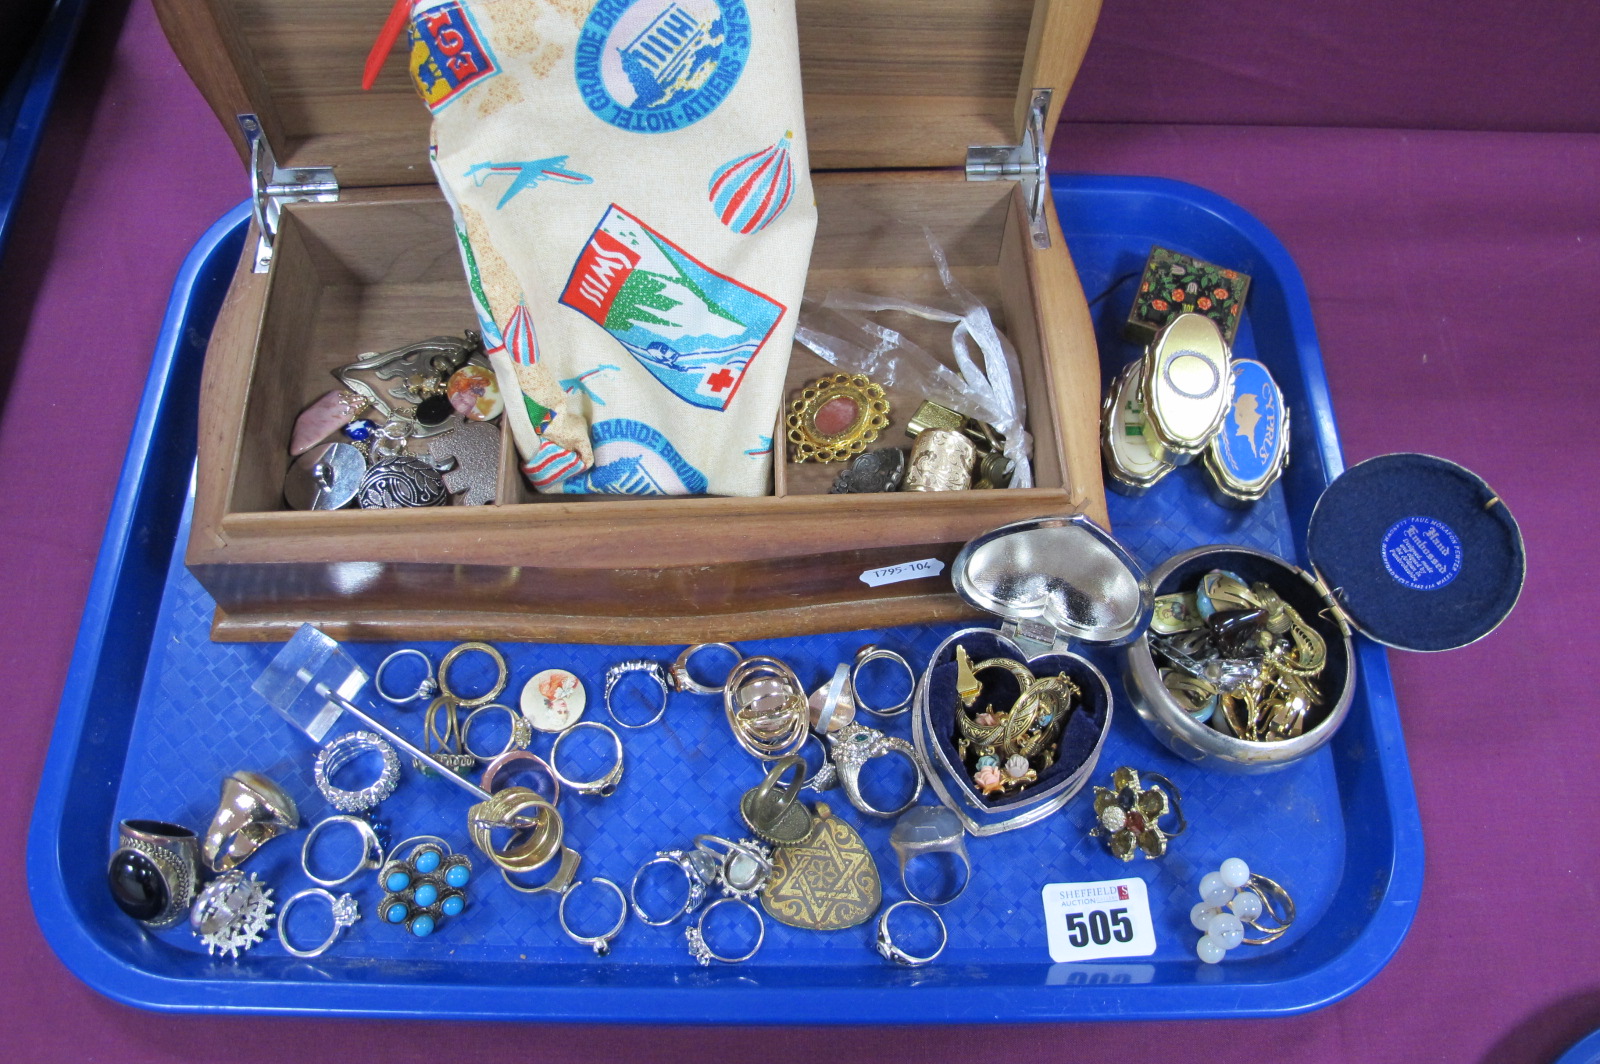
xmin=445 ymin=863 xmax=470 ymax=888
xmin=441 ymin=894 xmax=465 ymax=917
xmin=410 ymin=914 xmax=435 ymax=937
xmin=414 ymin=848 xmax=442 ymax=874
xmin=343 ymin=419 xmax=377 ymax=442
xmin=414 ymin=882 xmax=439 ymax=907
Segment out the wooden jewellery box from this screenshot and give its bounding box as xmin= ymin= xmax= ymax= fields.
xmin=155 ymin=0 xmax=1110 ymax=644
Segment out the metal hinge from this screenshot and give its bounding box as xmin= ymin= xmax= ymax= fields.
xmin=1000 ymin=617 xmax=1071 ymax=659
xmin=238 ymin=114 xmax=339 ymax=272
xmin=965 ymin=88 xmax=1052 ymax=249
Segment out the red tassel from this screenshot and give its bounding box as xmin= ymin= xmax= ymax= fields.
xmin=362 ymin=0 xmax=413 ymax=91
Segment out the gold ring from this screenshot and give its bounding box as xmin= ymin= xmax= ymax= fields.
xmin=468 ymin=788 xmax=563 ymax=872
xmin=1240 ymin=872 xmax=1295 ymax=944
xmin=439 ymin=641 xmax=508 ymax=708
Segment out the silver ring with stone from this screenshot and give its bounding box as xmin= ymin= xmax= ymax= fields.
xmin=630 ymin=849 xmax=718 ymax=926
xmin=558 ymin=877 xmax=629 ymax=956
xmin=301 ymin=814 xmax=385 ymax=888
xmin=875 ymin=900 xmax=947 ymax=966
xmin=670 ymin=643 xmax=741 ymax=695
xmin=693 ymin=835 xmax=773 ymax=898
xmin=373 ymin=648 xmax=437 ymax=705
xmin=277 ymin=887 xmax=360 ymax=958
xmin=314 ymin=731 xmax=401 ymax=813
xmin=108 ymin=819 xmax=203 ymax=930
xmin=686 ymin=895 xmax=765 ymax=965
xmin=604 ymin=659 xmax=671 ymax=729
xmin=888 ymin=805 xmax=971 ymax=906
xmin=799 ymin=730 xmax=838 ymax=792
xmin=827 ymin=721 xmax=925 ymax=818
xmin=550 ymin=721 xmax=624 ymax=797
xmin=460 ymin=703 xmax=533 ymax=761
xmin=850 ymin=645 xmax=915 ymax=717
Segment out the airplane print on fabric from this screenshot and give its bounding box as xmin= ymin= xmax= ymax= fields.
xmin=557 ymin=204 xmax=785 ymax=411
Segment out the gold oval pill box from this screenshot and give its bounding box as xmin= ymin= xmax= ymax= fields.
xmin=1140 ymin=312 xmax=1232 ymax=464
xmin=1102 ymin=360 xmax=1175 ymax=496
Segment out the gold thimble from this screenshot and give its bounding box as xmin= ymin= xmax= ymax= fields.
xmin=902 ymin=428 xmax=977 ymax=491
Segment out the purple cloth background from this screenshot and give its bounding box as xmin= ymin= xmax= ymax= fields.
xmin=6 ymin=1 xmax=1598 ymax=1060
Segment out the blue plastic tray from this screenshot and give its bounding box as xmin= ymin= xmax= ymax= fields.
xmin=28 ymin=175 xmax=1422 ymax=1023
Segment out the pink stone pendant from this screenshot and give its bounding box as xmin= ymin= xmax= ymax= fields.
xmin=290 ymin=389 xmax=369 ymax=456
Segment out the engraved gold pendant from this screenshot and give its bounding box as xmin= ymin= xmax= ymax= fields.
xmin=786 ymin=373 xmax=890 ymax=463
xmin=760 ymin=803 xmax=881 ymax=930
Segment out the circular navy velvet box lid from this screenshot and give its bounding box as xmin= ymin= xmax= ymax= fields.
xmin=1306 ymin=453 xmax=1525 ymax=652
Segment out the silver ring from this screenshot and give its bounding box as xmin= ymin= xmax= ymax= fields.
xmin=460 ymin=703 xmax=532 ymax=761
xmin=888 ymin=806 xmax=971 ymax=906
xmin=278 ymin=887 xmax=359 ymax=958
xmin=686 ymin=895 xmax=765 ymax=965
xmin=314 ymin=731 xmax=400 ymax=813
xmin=374 ymin=648 xmax=437 ymax=705
xmin=499 ymin=845 xmax=581 ymax=897
xmin=693 ymin=835 xmax=773 ymax=898
xmin=604 ymin=660 xmax=671 ymax=728
xmin=875 ymin=900 xmax=947 ymax=966
xmin=799 ymin=730 xmax=838 ymax=792
xmin=630 ymin=850 xmax=717 ymax=926
xmin=671 ymin=643 xmax=741 ymax=694
xmin=301 ymin=814 xmax=385 ymax=888
xmin=827 ymin=722 xmax=925 ymax=818
xmin=558 ymin=877 xmax=628 ymax=955
xmin=850 ymin=645 xmax=915 ymax=717
xmin=550 ymin=721 xmax=624 ymax=797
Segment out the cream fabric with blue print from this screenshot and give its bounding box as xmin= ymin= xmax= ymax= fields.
xmin=407 ymin=0 xmax=815 ymax=496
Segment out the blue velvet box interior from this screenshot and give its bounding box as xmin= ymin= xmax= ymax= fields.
xmin=925 ymin=630 xmax=1110 ymax=810
xmin=1307 ymin=453 xmax=1524 ymax=652
xmin=1151 ymin=548 xmax=1352 ymax=736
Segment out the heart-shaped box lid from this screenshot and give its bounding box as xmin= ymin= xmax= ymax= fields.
xmin=950 ymin=513 xmax=1152 ymax=657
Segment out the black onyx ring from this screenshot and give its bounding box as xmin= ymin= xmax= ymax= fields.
xmin=108 ymin=819 xmax=203 ymax=930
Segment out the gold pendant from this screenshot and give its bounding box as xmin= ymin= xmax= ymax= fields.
xmin=760 ymin=804 xmax=881 ymax=931
xmin=785 ymin=373 xmax=890 ymax=463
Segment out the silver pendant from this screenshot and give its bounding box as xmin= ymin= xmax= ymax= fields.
xmin=829 ymin=447 xmax=906 ymax=494
xmin=284 ymin=442 xmax=365 ymax=510
xmin=358 ymin=455 xmax=449 ymax=509
xmin=427 ymin=421 xmax=501 ymax=506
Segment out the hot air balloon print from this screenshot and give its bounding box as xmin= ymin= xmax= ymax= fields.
xmin=708 ymin=133 xmax=796 ymax=236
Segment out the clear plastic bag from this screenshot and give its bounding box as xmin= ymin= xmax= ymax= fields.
xmin=793 ymin=231 xmax=1033 ymax=487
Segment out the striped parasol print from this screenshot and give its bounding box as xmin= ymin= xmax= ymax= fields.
xmin=708 ymin=133 xmax=796 ymax=236
xmin=505 ymin=302 xmax=538 ymax=365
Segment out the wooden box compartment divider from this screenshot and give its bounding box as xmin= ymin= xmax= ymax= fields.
xmin=161 ymin=0 xmax=1110 ymax=643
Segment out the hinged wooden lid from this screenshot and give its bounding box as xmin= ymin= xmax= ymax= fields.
xmin=153 ymin=0 xmax=1101 ymax=188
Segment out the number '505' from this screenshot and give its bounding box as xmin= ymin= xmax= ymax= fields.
xmin=1064 ymin=907 xmax=1134 ymax=947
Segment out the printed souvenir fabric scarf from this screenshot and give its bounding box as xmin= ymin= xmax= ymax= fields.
xmin=405 ymin=0 xmax=816 ymax=496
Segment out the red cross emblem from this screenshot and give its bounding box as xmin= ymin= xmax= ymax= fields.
xmin=707 ymin=368 xmax=736 ymax=393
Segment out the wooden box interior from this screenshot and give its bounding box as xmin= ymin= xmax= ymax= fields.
xmin=238 ymin=174 xmax=1062 ymax=515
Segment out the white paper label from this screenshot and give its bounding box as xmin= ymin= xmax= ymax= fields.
xmin=859 ymin=558 xmax=945 ymax=587
xmin=1042 ymin=878 xmax=1156 ymax=963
